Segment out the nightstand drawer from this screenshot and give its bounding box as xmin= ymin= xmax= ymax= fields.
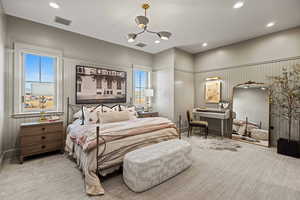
xmin=21 ymin=132 xmax=62 ymax=147
xmin=21 ymin=141 xmax=62 ymax=157
xmin=21 ymin=123 xmax=63 ymax=136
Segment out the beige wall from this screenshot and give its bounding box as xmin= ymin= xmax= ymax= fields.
xmin=194 ymin=27 xmax=300 ymax=146
xmin=3 ymin=16 xmax=154 ymax=152
xmin=6 ymin=16 xmax=153 ymax=68
xmin=174 ymin=48 xmax=194 ymax=72
xmin=152 ymin=48 xmax=175 ymax=121
xmin=174 ymin=48 xmax=194 ymax=129
xmin=0 ymin=2 xmax=6 ymax=158
xmin=195 ymin=27 xmax=300 ymax=72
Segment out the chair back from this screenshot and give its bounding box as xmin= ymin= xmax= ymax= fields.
xmin=186 ymin=110 xmax=192 ymax=123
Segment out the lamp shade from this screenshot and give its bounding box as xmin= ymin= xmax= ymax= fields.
xmin=31 ymin=83 xmax=55 ymax=96
xmin=127 ymin=33 xmax=137 ymax=43
xmin=135 ymin=16 xmax=149 ymax=29
xmin=145 ymin=89 xmax=154 ymax=97
xmin=158 ymin=31 xmax=172 ymax=40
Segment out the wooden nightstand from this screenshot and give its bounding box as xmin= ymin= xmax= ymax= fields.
xmin=138 ymin=111 xmax=159 ymax=118
xmin=19 ymin=121 xmax=64 ymax=164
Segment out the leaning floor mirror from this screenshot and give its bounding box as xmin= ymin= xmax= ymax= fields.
xmin=232 ymin=81 xmax=270 ymax=147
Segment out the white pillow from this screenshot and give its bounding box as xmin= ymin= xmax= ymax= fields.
xmin=120 ymin=106 xmax=137 ymax=119
xmin=99 ymin=110 xmax=131 ymax=124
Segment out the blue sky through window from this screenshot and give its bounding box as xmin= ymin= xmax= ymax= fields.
xmin=24 ymin=53 xmax=56 ymax=94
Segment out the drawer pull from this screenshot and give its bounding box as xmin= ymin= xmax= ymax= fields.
xmin=42 ymin=127 xmax=46 ymax=131
xmin=41 ymin=136 xmax=46 ymax=140
xmin=41 ymin=145 xmax=46 ymax=149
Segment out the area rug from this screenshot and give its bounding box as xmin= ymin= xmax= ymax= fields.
xmin=194 ymin=137 xmax=242 ymax=152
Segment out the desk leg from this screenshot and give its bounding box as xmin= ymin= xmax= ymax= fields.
xmin=221 ymin=119 xmax=224 ymax=138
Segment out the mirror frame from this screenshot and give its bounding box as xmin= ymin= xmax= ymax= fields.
xmin=231 ymin=81 xmax=271 ymax=147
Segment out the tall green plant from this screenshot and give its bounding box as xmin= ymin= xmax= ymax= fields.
xmin=269 ymin=64 xmax=300 ymax=141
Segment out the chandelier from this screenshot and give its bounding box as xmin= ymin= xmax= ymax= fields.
xmin=127 ymin=3 xmax=172 ymax=43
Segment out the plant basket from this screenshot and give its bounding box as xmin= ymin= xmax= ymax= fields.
xmin=277 ymin=138 xmax=299 ymax=158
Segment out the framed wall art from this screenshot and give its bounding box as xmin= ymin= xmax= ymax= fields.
xmin=205 ymin=78 xmax=221 ymax=104
xmin=76 ymin=65 xmax=127 ymax=104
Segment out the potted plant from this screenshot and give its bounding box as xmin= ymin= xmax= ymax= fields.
xmin=269 ymin=64 xmax=300 ymax=157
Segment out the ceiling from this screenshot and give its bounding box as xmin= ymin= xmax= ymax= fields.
xmin=2 ymin=0 xmax=300 ymax=54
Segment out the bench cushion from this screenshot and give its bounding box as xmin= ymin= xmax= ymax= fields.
xmin=123 ymin=139 xmax=192 ymax=192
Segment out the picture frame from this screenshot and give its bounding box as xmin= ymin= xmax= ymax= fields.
xmin=76 ymin=65 xmax=127 ymax=104
xmin=205 ymin=79 xmax=221 ymax=104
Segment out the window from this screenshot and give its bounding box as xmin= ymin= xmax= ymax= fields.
xmin=23 ymin=53 xmax=57 ymax=112
xmin=14 ymin=43 xmax=62 ymax=115
xmin=134 ymin=69 xmax=150 ymax=105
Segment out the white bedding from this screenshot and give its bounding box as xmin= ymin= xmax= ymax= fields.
xmin=68 ymin=117 xmax=172 ymax=141
xmin=65 ymin=116 xmax=179 ymax=195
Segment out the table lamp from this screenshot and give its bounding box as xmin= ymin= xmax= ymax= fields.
xmin=144 ymin=88 xmax=154 ymax=112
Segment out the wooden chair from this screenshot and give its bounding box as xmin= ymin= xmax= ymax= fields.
xmin=186 ymin=110 xmax=208 ymax=138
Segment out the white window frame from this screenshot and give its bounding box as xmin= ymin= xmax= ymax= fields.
xmin=13 ymin=43 xmax=63 ymax=116
xmin=133 ymin=65 xmax=152 ymax=107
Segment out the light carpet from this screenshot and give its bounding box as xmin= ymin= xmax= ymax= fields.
xmin=1 ymin=136 xmax=300 ymax=200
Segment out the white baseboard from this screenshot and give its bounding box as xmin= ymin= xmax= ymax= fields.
xmin=2 ymin=148 xmax=18 ymax=162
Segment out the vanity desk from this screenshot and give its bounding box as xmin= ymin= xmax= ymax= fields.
xmin=193 ymin=108 xmax=231 ymax=137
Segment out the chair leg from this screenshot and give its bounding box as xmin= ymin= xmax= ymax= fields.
xmin=205 ymin=126 xmax=208 ymax=139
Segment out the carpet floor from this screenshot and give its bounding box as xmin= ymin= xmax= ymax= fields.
xmin=1 ymin=135 xmax=300 ymax=200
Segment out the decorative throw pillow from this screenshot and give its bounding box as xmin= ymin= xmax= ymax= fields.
xmin=73 ymin=110 xmax=82 ymax=119
xmin=89 ymin=105 xmax=102 ymax=123
xmin=102 ymin=105 xmax=120 ymax=113
xmin=99 ymin=110 xmax=131 ymax=124
xmin=80 ymin=106 xmax=92 ymax=125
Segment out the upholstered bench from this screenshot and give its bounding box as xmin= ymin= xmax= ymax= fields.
xmin=123 ymin=139 xmax=192 ymax=192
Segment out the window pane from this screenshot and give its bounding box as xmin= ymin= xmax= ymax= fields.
xmin=133 ymin=69 xmax=149 ymax=105
xmin=24 ymin=54 xmax=40 ymax=82
xmin=41 ymin=56 xmax=56 ymax=82
xmin=134 ymin=87 xmax=141 ymax=104
xmin=140 ymin=71 xmax=147 ymax=88
xmin=134 ymin=70 xmax=141 ymax=87
xmin=23 ymin=53 xmax=57 ymax=112
xmin=24 ymin=82 xmax=55 ymax=111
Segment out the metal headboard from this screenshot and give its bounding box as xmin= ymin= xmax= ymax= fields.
xmin=66 ymin=97 xmax=134 ymax=126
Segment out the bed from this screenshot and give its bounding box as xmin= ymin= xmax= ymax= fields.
xmin=64 ymin=98 xmax=180 ymax=195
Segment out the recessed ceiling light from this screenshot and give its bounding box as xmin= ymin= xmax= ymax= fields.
xmin=233 ymin=1 xmax=244 ymax=9
xmin=49 ymin=2 xmax=60 ymax=9
xmin=266 ymin=22 xmax=275 ymax=28
xmin=202 ymin=42 xmax=208 ymax=47
xmin=154 ymin=40 xmax=160 ymax=44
